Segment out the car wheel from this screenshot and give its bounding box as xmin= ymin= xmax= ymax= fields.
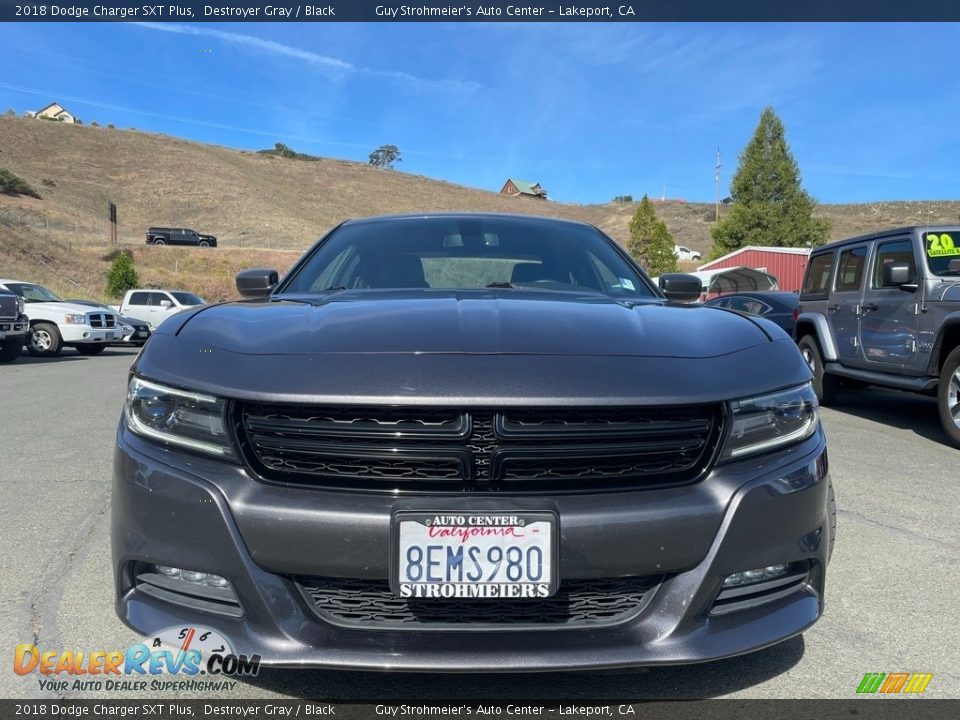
xmin=76 ymin=344 xmax=106 ymax=355
xmin=798 ymin=335 xmax=838 ymax=405
xmin=827 ymin=477 xmax=836 ymax=563
xmin=936 ymin=345 xmax=960 ymax=448
xmin=27 ymin=323 xmax=63 ymax=357
xmin=198 ymin=240 xmax=210 ymax=248
xmin=0 ymin=341 xmax=21 ymax=363
xmin=153 ymin=238 xmax=166 ymax=246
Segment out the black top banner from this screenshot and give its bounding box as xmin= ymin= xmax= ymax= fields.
xmin=2 ymin=0 xmax=960 ymax=22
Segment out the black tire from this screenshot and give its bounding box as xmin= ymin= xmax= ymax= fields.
xmin=798 ymin=335 xmax=839 ymax=406
xmin=0 ymin=340 xmax=21 ymax=363
xmin=198 ymin=240 xmax=210 ymax=248
xmin=936 ymin=345 xmax=960 ymax=448
xmin=75 ymin=344 xmax=106 ymax=355
xmin=153 ymin=238 xmax=166 ymax=246
xmin=27 ymin=322 xmax=63 ymax=357
xmin=827 ymin=478 xmax=836 ymax=563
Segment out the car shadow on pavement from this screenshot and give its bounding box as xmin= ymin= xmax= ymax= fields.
xmin=238 ymin=636 xmax=805 ymax=700
xmin=829 ymin=387 xmax=950 ymax=447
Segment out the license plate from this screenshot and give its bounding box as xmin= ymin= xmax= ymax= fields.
xmin=137 ymin=331 xmax=148 ymax=337
xmin=391 ymin=512 xmax=557 ymax=599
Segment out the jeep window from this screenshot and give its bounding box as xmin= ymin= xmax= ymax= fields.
xmin=282 ymin=217 xmax=655 ymax=297
xmin=129 ymin=292 xmax=150 ymax=305
xmin=170 ymin=292 xmax=205 ymax=305
xmin=922 ymin=231 xmax=960 ymax=276
xmin=802 ymin=252 xmax=834 ymax=298
xmin=835 ymin=246 xmax=867 ymax=292
xmin=3 ymin=283 xmax=61 ymax=303
xmin=873 ymin=240 xmax=916 ymax=288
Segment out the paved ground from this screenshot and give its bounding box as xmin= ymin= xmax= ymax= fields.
xmin=1 ymin=347 xmax=958 ymax=700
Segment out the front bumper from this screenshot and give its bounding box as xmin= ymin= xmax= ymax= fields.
xmin=113 ymin=425 xmax=830 ymax=671
xmin=61 ymin=324 xmax=123 ymax=344
xmin=0 ymin=318 xmax=28 ymax=340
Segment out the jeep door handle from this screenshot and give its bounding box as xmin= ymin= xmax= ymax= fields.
xmin=862 ymin=303 xmax=879 ymax=312
xmin=827 ymin=304 xmax=841 ymax=312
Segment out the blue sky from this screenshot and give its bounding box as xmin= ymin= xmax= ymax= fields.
xmin=1 ymin=22 xmax=958 ymax=204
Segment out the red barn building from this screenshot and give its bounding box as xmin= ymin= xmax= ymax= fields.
xmin=697 ymin=246 xmax=811 ymax=294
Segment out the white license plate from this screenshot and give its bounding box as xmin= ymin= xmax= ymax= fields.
xmin=392 ymin=512 xmax=557 ymax=599
xmin=137 ymin=331 xmax=148 ymax=337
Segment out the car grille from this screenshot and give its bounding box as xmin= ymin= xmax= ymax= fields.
xmin=236 ymin=404 xmax=722 ymax=492
xmin=0 ymin=295 xmax=18 ymax=320
xmin=88 ymin=313 xmax=116 ymax=329
xmin=297 ymin=576 xmax=663 ymax=628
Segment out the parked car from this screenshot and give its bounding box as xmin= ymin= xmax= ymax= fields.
xmin=146 ymin=227 xmax=217 ymax=247
xmin=795 ymin=225 xmax=960 ymax=447
xmin=0 ymin=280 xmax=122 ymax=357
xmin=66 ymin=300 xmax=152 ymax=346
xmin=116 ymin=289 xmax=206 ymax=330
xmin=114 ymin=213 xmax=832 ymax=672
xmin=0 ymin=290 xmax=29 ymax=363
xmin=706 ymin=291 xmax=800 ymax=334
xmin=674 ymin=245 xmax=702 ymax=261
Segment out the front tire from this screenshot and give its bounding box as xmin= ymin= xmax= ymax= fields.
xmin=75 ymin=344 xmax=106 ymax=356
xmin=153 ymin=238 xmax=166 ymax=246
xmin=0 ymin=340 xmax=21 ymax=363
xmin=27 ymin=323 xmax=63 ymax=357
xmin=798 ymin=335 xmax=839 ymax=406
xmin=936 ymin=346 xmax=960 ymax=448
xmin=198 ymin=240 xmax=210 ymax=248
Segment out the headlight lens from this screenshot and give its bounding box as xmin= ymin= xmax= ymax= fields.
xmin=63 ymin=314 xmax=87 ymax=324
xmin=720 ymin=383 xmax=819 ymax=461
xmin=126 ymin=377 xmax=234 ymax=458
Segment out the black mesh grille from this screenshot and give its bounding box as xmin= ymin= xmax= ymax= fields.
xmin=297 ymin=576 xmax=662 ymax=628
xmin=238 ymin=404 xmax=721 ymax=493
xmin=0 ymin=295 xmax=18 ymax=320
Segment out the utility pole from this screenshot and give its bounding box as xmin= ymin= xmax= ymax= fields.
xmin=714 ymin=149 xmax=722 ymax=222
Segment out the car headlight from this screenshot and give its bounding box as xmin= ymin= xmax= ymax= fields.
xmin=719 ymin=383 xmax=819 ymax=461
xmin=16 ymin=297 xmax=24 ymax=315
xmin=125 ymin=377 xmax=234 ymax=458
xmin=63 ymin=314 xmax=88 ymax=324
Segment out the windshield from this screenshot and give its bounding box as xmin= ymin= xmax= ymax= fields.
xmin=281 ymin=216 xmax=654 ymax=298
xmin=4 ymin=283 xmax=62 ymax=303
xmin=171 ymin=292 xmax=205 ymax=305
xmin=923 ymin=231 xmax=960 ymax=276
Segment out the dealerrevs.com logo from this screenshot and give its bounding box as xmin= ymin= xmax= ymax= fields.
xmin=14 ymin=626 xmax=260 ymax=693
xmin=856 ymin=673 xmax=933 ymax=696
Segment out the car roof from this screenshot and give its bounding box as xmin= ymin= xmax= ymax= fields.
xmin=811 ymin=225 xmax=960 ymax=253
xmin=339 ymin=212 xmax=596 ymax=230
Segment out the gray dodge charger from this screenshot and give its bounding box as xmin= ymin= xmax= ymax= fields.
xmin=113 ymin=213 xmax=833 ymax=671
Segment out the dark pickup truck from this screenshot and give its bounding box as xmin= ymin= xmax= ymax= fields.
xmin=146 ymin=227 xmax=217 ymax=247
xmin=0 ymin=291 xmax=29 ymax=363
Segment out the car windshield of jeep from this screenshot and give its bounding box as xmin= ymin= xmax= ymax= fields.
xmin=281 ymin=216 xmax=655 ymax=297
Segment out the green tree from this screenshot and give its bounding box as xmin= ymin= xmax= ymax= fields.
xmin=626 ymin=195 xmax=678 ymax=276
xmin=0 ymin=168 xmax=40 ymax=198
xmin=710 ymin=107 xmax=829 ymax=259
xmin=106 ymin=252 xmax=140 ymax=298
xmin=369 ymin=144 xmax=402 ymax=169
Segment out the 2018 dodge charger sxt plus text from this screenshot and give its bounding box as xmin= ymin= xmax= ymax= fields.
xmin=113 ymin=213 xmax=833 ymax=671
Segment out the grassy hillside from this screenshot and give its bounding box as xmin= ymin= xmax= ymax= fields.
xmin=2 ymin=115 xmax=960 ymax=300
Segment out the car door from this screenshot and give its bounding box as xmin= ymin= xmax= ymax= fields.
xmin=125 ymin=291 xmax=152 ymax=324
xmin=829 ymin=244 xmax=869 ymax=366
xmin=860 ymin=237 xmax=920 ymax=370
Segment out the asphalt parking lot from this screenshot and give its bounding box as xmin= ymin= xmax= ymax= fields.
xmin=1 ymin=347 xmax=958 ymax=700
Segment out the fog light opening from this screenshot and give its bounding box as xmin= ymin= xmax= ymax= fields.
xmin=722 ymin=563 xmax=790 ymax=588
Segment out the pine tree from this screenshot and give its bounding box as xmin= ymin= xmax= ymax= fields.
xmin=626 ymin=195 xmax=678 ymax=276
xmin=710 ymin=107 xmax=829 ymax=259
xmin=106 ymin=252 xmax=140 ymax=298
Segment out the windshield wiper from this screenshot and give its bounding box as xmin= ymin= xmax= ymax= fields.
xmin=485 ymin=282 xmax=513 ymax=289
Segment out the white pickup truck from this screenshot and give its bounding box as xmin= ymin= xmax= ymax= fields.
xmin=0 ymin=279 xmax=123 ymax=357
xmin=115 ymin=289 xmax=206 ymax=330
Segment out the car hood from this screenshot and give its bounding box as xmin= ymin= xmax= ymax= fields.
xmin=166 ymin=291 xmax=772 ymax=358
xmin=27 ymin=301 xmax=115 ymax=316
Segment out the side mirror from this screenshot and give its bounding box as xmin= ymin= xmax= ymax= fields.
xmin=236 ymin=268 xmax=279 ymax=299
xmin=885 ymin=263 xmax=917 ymax=290
xmin=159 ymin=299 xmax=172 ymax=308
xmin=658 ymin=273 xmax=702 ymax=302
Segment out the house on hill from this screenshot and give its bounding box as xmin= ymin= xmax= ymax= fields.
xmin=500 ymin=178 xmax=548 ymax=200
xmin=26 ymin=102 xmax=77 ymax=124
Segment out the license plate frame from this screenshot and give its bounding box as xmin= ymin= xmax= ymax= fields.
xmin=390 ymin=511 xmax=559 ymax=599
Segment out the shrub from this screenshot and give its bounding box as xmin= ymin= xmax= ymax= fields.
xmin=0 ymin=168 xmax=41 ymax=198
xmin=106 ymin=251 xmax=140 ymax=298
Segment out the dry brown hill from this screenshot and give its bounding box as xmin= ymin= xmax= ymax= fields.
xmin=2 ymin=115 xmax=959 ymax=301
